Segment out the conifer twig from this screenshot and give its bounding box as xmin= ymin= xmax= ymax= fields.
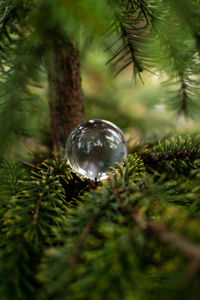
xmin=19 ymin=160 xmax=36 ymax=169
xmin=32 ymin=199 xmax=41 ymax=225
xmin=142 ymin=150 xmax=200 ymax=163
xmin=132 ymin=212 xmax=200 ymax=264
xmin=69 ymin=211 xmax=100 ymax=267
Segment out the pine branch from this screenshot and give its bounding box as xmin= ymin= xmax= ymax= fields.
xmin=0 ymin=160 xmax=27 ymax=197
xmin=0 ymin=158 xmax=80 ymax=300
xmin=2 ymin=154 xmax=199 ymax=299
xmin=162 ymin=69 xmax=200 ymax=116
xmin=168 ymin=0 xmax=200 ymax=52
xmin=0 ymin=160 xmax=27 ymax=239
xmin=106 ymin=0 xmax=152 ymax=78
xmin=140 ymin=135 xmax=200 ymax=174
xmin=179 ymin=72 xmax=189 ymax=114
xmin=38 ymin=154 xmax=200 ymax=299
xmin=132 ymin=211 xmax=200 ymax=264
xmin=0 ymin=36 xmax=45 ymax=156
xmin=147 ymin=1 xmax=200 ymax=115
xmin=38 ymin=155 xmax=146 ymax=299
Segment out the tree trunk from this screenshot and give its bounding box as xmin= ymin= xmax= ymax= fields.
xmin=47 ymin=39 xmax=84 ymax=152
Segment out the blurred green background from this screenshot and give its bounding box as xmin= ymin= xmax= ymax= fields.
xmin=21 ymin=44 xmax=198 ymax=162
xmin=2 ymin=0 xmax=200 ymax=162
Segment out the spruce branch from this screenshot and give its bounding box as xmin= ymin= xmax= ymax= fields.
xmin=69 ymin=211 xmax=102 ymax=267
xmin=162 ymin=69 xmax=200 ymax=116
xmin=38 ymin=154 xmax=200 ymax=299
xmin=38 ymin=155 xmax=146 ymax=299
xmin=132 ymin=211 xmax=200 ymax=265
xmin=140 ymin=135 xmax=200 ymax=174
xmin=106 ymin=0 xmax=152 ymax=78
xmin=0 ymin=158 xmax=78 ymax=300
xmin=147 ymin=1 xmax=200 ymax=115
xmin=19 ymin=160 xmax=37 ymax=169
xmin=179 ymin=72 xmax=189 ymax=115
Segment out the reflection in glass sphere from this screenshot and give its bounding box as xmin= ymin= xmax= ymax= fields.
xmin=66 ymin=120 xmax=128 ymax=181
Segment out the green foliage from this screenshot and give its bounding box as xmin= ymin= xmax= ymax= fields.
xmin=31 ymin=147 xmax=200 ymax=300
xmin=1 ymin=0 xmax=200 ymax=157
xmin=0 ymin=160 xmax=27 ymax=199
xmin=0 ymin=157 xmax=90 ymax=300
xmin=1 ymin=138 xmax=200 ymax=299
xmin=2 ymin=1 xmax=200 ymax=299
xmin=38 ymin=154 xmax=146 ymax=300
xmin=106 ymin=0 xmax=152 ymax=79
xmin=141 ymin=135 xmax=200 ymax=174
xmin=84 ymin=94 xmax=136 ymax=131
xmin=147 ymin=0 xmax=200 ymax=115
xmin=0 ymin=0 xmax=109 ymax=156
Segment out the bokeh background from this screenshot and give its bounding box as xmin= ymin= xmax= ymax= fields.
xmin=21 ymin=45 xmax=199 ymax=162
xmin=3 ymin=0 xmax=200 ymax=162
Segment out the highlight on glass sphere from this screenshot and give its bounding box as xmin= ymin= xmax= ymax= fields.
xmin=66 ymin=119 xmax=128 ymax=181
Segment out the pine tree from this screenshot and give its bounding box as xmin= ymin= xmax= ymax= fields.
xmin=1 ymin=1 xmax=200 ymax=299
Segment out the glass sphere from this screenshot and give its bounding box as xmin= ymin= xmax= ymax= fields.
xmin=66 ymin=120 xmax=128 ymax=181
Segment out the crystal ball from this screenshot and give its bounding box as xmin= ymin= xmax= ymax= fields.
xmin=66 ymin=120 xmax=128 ymax=181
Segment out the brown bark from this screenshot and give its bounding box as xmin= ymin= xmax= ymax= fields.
xmin=47 ymin=39 xmax=84 ymax=152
